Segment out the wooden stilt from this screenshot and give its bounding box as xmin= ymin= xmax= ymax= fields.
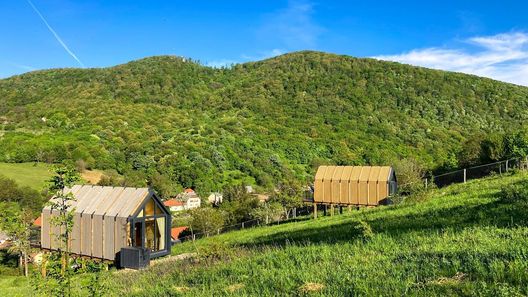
xmin=313 ymin=203 xmax=318 ymax=219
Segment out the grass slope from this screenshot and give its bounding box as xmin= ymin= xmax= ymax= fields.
xmin=0 ymin=162 xmax=52 ymax=190
xmin=0 ymin=162 xmax=105 ymax=190
xmin=108 ymin=172 xmax=528 ymax=296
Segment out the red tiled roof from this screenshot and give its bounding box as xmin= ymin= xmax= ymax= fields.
xmin=184 ymin=188 xmax=195 ymax=193
xmin=164 ymin=199 xmax=184 ymax=207
xmin=171 ymin=227 xmax=188 ymax=240
xmin=33 ymin=216 xmax=41 ymax=227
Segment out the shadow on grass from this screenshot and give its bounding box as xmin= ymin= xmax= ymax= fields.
xmin=241 ymin=193 xmax=528 ymax=248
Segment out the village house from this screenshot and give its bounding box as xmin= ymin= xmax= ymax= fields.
xmin=207 ymin=192 xmax=223 ymax=205
xmin=163 ymin=188 xmax=201 ymax=212
xmin=0 ymin=231 xmax=9 ymax=248
xmin=170 ymin=226 xmax=188 ymax=244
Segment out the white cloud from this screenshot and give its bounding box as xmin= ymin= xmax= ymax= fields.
xmin=374 ymin=32 xmax=528 ymax=86
xmin=257 ymin=0 xmax=323 ymax=49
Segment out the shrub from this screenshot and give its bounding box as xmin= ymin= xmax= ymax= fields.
xmin=354 ymin=220 xmax=374 ymax=242
xmin=499 ymin=180 xmax=528 ymax=204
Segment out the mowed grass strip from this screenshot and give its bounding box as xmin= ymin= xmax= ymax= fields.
xmin=107 ymin=172 xmax=528 ymax=296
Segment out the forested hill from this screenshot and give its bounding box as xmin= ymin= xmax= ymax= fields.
xmin=1 ymin=51 xmax=528 ymax=196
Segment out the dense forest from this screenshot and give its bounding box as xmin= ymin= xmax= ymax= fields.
xmin=1 ymin=51 xmax=528 ymax=196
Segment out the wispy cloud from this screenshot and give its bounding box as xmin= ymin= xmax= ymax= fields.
xmin=205 ymin=59 xmax=238 ymax=68
xmin=374 ymin=32 xmax=528 ymax=86
xmin=207 ymin=49 xmax=285 ymax=68
xmin=26 ymin=0 xmax=85 ymax=67
xmin=241 ymin=49 xmax=285 ymax=61
xmin=10 ymin=63 xmax=36 ymax=72
xmin=257 ymin=0 xmax=323 ymax=49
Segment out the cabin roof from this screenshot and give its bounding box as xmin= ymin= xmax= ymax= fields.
xmin=43 ymin=185 xmax=151 ymax=218
xmin=315 ymin=166 xmax=394 ymax=183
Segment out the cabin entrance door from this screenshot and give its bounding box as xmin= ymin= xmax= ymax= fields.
xmin=133 ymin=221 xmax=143 ymax=248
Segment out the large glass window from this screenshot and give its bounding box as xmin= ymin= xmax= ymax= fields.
xmin=145 ymin=199 xmax=155 ymax=216
xmin=155 ymin=217 xmax=165 ymax=250
xmin=130 ymin=197 xmax=167 ymax=253
xmin=145 ymin=218 xmax=156 ymax=250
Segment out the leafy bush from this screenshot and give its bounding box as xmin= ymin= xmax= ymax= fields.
xmin=499 ymin=180 xmax=528 ymax=204
xmin=189 ymin=207 xmax=225 ymax=236
xmin=354 ymin=220 xmax=374 ymax=242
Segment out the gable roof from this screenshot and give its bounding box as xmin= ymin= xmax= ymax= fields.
xmin=43 ymin=185 xmax=151 ymax=218
xmin=171 ymin=226 xmax=188 ymax=240
xmin=164 ymin=199 xmax=184 ymax=207
xmin=315 ymin=166 xmax=394 ymax=183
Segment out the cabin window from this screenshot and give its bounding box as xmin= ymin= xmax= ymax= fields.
xmin=130 ymin=196 xmax=168 ymax=253
xmin=145 ymin=199 xmax=155 ymax=216
xmin=156 ymin=217 xmax=165 ymax=250
xmin=389 ymin=181 xmax=397 ymax=195
xmin=145 ymin=218 xmax=156 ymax=250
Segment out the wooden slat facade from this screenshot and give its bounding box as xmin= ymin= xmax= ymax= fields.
xmin=313 ymin=166 xmax=397 ymax=206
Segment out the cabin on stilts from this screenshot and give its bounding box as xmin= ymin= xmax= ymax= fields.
xmin=313 ymin=166 xmax=397 ymax=216
xmin=39 ymin=185 xmax=171 ymax=267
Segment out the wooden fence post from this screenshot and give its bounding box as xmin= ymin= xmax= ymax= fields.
xmin=463 ymin=169 xmax=467 ymax=183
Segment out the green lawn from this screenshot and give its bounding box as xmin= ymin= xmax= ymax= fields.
xmin=107 ymin=172 xmax=528 ymax=296
xmin=0 ymin=162 xmax=53 ymax=190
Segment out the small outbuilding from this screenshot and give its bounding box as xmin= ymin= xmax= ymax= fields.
xmin=314 ymin=166 xmax=397 ymax=206
xmin=40 ymin=185 xmax=171 ymax=262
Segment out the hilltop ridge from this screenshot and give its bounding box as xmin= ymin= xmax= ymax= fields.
xmin=1 ymin=51 xmax=528 ymax=194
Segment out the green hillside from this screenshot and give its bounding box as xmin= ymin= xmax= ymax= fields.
xmin=107 ymin=172 xmax=528 ymax=296
xmin=1 ymin=51 xmax=528 ymax=195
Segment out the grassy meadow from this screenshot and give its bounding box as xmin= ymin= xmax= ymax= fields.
xmin=0 ymin=162 xmax=104 ymax=191
xmin=107 ymin=172 xmax=528 ymax=296
xmin=2 ymin=172 xmax=527 ymax=296
xmin=0 ymin=162 xmax=53 ymax=190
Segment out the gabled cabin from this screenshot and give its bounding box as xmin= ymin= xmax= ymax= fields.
xmin=40 ymin=185 xmax=171 ymax=262
xmin=314 ymin=166 xmax=397 ymax=206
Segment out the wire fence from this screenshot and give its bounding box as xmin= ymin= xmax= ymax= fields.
xmin=174 ymin=157 xmax=528 ymax=243
xmin=427 ymin=157 xmax=527 ymax=188
xmin=173 ymin=205 xmax=314 ymax=244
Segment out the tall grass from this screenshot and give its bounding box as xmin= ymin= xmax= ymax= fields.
xmin=107 ymin=172 xmax=528 ymax=296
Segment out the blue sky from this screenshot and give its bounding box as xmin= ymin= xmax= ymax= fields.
xmin=1 ymin=0 xmax=527 ymax=85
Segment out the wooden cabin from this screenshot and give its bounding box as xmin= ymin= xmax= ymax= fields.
xmin=40 ymin=185 xmax=171 ymax=262
xmin=314 ymin=166 xmax=397 ymax=206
